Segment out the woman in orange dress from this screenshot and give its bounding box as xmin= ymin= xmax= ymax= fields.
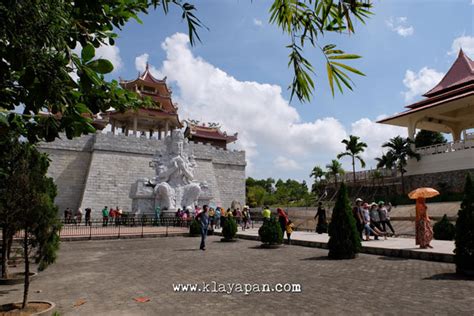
xmin=415 ymin=197 xmax=433 ymax=248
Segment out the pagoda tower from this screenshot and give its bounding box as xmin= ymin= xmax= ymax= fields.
xmin=107 ymin=63 xmax=182 ymax=139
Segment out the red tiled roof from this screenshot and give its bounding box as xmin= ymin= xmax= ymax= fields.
xmin=422 ymin=49 xmax=474 ymax=99
xmin=186 ymin=124 xmax=238 ymax=143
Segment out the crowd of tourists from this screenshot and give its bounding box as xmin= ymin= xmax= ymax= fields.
xmin=351 ymin=198 xmax=396 ymax=241
xmin=176 ymin=205 xmax=252 ymax=231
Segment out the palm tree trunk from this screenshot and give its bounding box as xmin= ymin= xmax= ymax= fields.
xmin=352 ymin=156 xmax=356 ymax=184
xmin=400 ymin=168 xmax=405 ymax=195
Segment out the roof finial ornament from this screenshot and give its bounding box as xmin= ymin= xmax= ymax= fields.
xmin=146 ymin=62 xmax=150 ymax=71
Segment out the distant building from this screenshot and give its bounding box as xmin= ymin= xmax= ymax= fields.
xmin=378 ymin=50 xmax=474 ymax=191
xmin=184 ymin=121 xmax=237 ymax=149
xmin=39 ymin=64 xmax=246 ymax=217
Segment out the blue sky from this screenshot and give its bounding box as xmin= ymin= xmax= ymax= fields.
xmin=100 ymin=0 xmax=474 ymax=184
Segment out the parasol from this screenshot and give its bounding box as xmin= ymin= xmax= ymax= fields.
xmin=408 ymin=187 xmax=440 ymax=199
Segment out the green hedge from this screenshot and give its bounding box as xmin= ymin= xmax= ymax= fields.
xmin=433 ymin=214 xmax=455 ymax=240
xmin=455 ymin=174 xmax=474 ymax=274
xmin=189 ymin=219 xmax=201 ymax=236
xmin=258 ymin=217 xmax=283 ymax=245
xmin=222 ymin=217 xmax=237 ymax=240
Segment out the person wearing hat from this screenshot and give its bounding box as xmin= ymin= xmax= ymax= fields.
xmin=352 ymin=198 xmax=364 ymax=239
xmin=378 ymin=201 xmax=395 ymax=237
xmin=369 ymin=203 xmax=384 ymax=240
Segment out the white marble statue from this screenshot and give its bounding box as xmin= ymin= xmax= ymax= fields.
xmin=149 ymin=130 xmax=201 ymax=211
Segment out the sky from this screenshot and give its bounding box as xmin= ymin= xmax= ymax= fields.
xmin=96 ymin=0 xmax=474 ymax=184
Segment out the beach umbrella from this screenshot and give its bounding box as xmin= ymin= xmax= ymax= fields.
xmin=408 ymin=187 xmax=440 ymax=199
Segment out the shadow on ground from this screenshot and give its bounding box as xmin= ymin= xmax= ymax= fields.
xmin=424 ymin=273 xmax=474 ymax=281
xmin=300 ymin=256 xmax=330 ymax=261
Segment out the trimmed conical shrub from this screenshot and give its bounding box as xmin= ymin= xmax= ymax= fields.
xmin=433 ymin=214 xmax=455 ymax=240
xmin=222 ymin=216 xmax=237 ymax=240
xmin=454 ymin=173 xmax=474 ymax=275
xmin=328 ymin=182 xmax=361 ymax=259
xmin=189 ymin=219 xmax=201 ymax=236
xmin=258 ymin=217 xmax=283 ymax=245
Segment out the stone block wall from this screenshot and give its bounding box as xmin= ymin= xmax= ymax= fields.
xmin=406 ymin=169 xmax=474 ymax=193
xmin=39 ymin=133 xmax=246 ymax=218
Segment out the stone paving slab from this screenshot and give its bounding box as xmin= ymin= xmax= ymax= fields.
xmin=222 ymin=228 xmax=455 ymax=263
xmin=0 ymin=237 xmax=472 ymax=315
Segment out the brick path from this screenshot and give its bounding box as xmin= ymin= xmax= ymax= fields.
xmin=0 ymin=237 xmax=473 ymax=315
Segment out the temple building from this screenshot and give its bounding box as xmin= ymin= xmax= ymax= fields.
xmin=39 ymin=63 xmax=246 ymax=216
xmin=378 ymin=49 xmax=474 ymax=188
xmin=184 ymin=121 xmax=238 ymax=149
xmin=108 ymin=63 xmax=182 ymax=139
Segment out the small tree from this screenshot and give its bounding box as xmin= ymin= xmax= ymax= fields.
xmin=415 ymin=130 xmax=447 ymax=148
xmin=328 ymin=182 xmax=361 ymax=259
xmin=222 ymin=217 xmax=237 ymax=241
xmin=433 ymin=214 xmax=455 ymax=241
xmin=189 ymin=219 xmax=201 ymax=236
xmin=454 ymin=174 xmax=474 ymax=275
xmin=1 ymin=139 xmax=61 ymax=308
xmin=258 ymin=217 xmax=283 ymax=246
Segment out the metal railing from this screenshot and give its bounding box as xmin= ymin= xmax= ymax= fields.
xmin=58 ymin=218 xmax=190 ymax=239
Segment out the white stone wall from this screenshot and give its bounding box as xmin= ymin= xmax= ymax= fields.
xmin=39 ymin=133 xmax=246 ymax=218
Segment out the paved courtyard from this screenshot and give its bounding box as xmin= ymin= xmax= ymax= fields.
xmin=1 ymin=237 xmax=473 ymax=315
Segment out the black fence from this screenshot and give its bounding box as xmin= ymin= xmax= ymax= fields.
xmin=58 ymin=218 xmax=191 ymax=239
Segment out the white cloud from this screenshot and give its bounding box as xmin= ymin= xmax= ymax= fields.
xmin=95 ymin=45 xmax=123 ymax=71
xmin=402 ymin=67 xmax=444 ymax=102
xmin=350 ymin=118 xmax=407 ymax=165
xmin=386 ymin=17 xmax=414 ymax=37
xmin=448 ymin=35 xmax=474 ymax=56
xmin=74 ymin=43 xmax=123 ymax=72
xmin=274 ymin=156 xmax=302 ymax=171
xmin=253 ymin=18 xmax=263 ymax=26
xmin=471 ymin=0 xmax=474 ymax=5
xmin=136 ymin=33 xmax=404 ymax=178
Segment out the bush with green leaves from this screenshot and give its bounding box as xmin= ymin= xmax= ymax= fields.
xmin=258 ymin=217 xmax=283 ymax=245
xmin=222 ymin=216 xmax=237 ymax=240
xmin=455 ymin=174 xmax=474 ymax=274
xmin=189 ymin=219 xmax=201 ymax=236
xmin=328 ymin=182 xmax=361 ymax=259
xmin=433 ymin=214 xmax=455 ymax=241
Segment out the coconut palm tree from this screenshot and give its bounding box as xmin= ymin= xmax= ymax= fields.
xmin=337 ymin=135 xmax=367 ymax=184
xmin=310 ymin=166 xmax=325 ymax=182
xmin=382 ymin=136 xmax=420 ymax=194
xmin=325 ymin=159 xmax=345 ymax=189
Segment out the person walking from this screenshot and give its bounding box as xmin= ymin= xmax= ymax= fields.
xmin=215 ymin=207 xmax=221 ymax=229
xmin=352 ymin=198 xmax=364 ymax=239
xmin=314 ymin=202 xmax=327 ymax=234
xmin=242 ymin=206 xmax=250 ymax=231
xmin=196 ymin=205 xmax=210 ymax=251
xmin=102 ymin=206 xmax=109 ymax=227
xmin=277 ymin=208 xmax=288 ymax=240
xmin=415 ymin=197 xmax=433 ymax=249
xmin=262 ymin=206 xmax=271 ymax=221
xmin=154 ymin=206 xmax=161 ymax=226
xmin=85 ymin=208 xmax=92 ymax=226
xmin=378 ymin=201 xmax=395 ymax=236
xmin=286 ymin=220 xmax=295 ymax=245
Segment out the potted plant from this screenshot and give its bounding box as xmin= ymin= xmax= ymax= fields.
xmin=258 ymin=217 xmax=283 ymax=248
xmin=433 ymin=214 xmax=455 ymax=240
xmin=328 ymin=182 xmax=361 ymax=259
xmin=221 ymin=216 xmax=237 ymax=242
xmin=454 ymin=174 xmax=474 ymax=276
